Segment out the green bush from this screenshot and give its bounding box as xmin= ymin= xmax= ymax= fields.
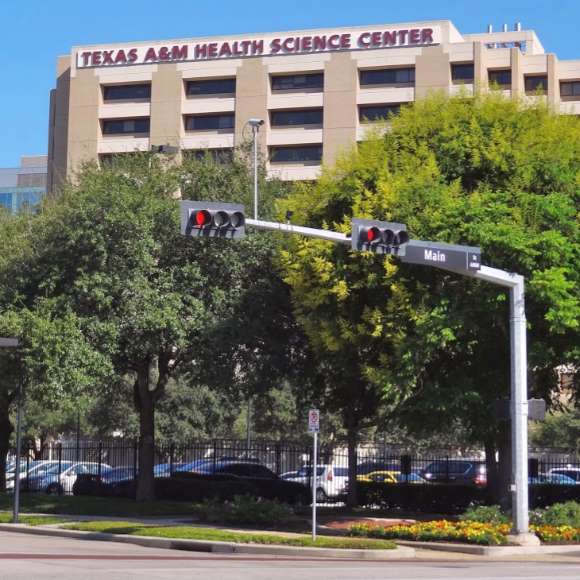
xmin=459 ymin=505 xmax=510 ymax=525
xmin=194 ymin=495 xmax=294 ymax=527
xmin=530 ymin=501 xmax=580 ymax=527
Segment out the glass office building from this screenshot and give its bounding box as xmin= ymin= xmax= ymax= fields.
xmin=0 ymin=156 xmax=47 ymax=214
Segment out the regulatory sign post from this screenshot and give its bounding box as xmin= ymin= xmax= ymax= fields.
xmin=308 ymin=409 xmax=320 ymax=541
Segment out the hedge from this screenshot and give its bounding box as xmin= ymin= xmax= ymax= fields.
xmin=73 ymin=472 xmax=310 ymax=505
xmin=356 ymin=482 xmax=580 ymax=513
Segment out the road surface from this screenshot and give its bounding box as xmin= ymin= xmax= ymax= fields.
xmin=0 ymin=531 xmax=579 ymax=579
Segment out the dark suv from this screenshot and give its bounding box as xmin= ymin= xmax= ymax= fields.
xmin=420 ymin=460 xmax=487 ymax=486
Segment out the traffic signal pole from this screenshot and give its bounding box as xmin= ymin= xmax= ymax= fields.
xmin=244 ymin=218 xmax=536 ymax=544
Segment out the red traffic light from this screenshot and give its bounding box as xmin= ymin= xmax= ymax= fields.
xmin=192 ymin=209 xmax=212 ymax=227
xmin=361 ymin=227 xmax=381 ymax=244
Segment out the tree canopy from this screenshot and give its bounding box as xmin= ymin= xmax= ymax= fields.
xmin=278 ymin=93 xmax=579 ymax=501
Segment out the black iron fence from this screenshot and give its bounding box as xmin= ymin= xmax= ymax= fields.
xmin=5 ymin=440 xmax=580 ymax=500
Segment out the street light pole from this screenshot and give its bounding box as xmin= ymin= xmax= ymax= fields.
xmin=247 ymin=119 xmax=264 ymax=220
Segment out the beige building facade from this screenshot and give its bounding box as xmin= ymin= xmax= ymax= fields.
xmin=47 ymin=20 xmax=580 ymax=193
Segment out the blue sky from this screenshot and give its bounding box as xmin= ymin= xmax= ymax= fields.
xmin=1 ymin=0 xmax=579 ymax=166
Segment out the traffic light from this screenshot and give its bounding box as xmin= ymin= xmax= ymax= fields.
xmin=180 ymin=201 xmax=245 ymax=239
xmin=351 ymin=218 xmax=409 ymax=255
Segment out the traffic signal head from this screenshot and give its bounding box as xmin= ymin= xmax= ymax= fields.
xmin=180 ymin=201 xmax=246 ymax=239
xmin=351 ymin=218 xmax=409 ymax=256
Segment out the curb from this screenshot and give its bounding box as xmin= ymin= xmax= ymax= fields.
xmin=395 ymin=539 xmax=580 ymax=557
xmin=0 ymin=524 xmax=415 ymax=560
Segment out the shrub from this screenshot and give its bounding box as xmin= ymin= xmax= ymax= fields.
xmin=73 ymin=472 xmax=309 ymax=505
xmin=459 ymin=505 xmax=510 ymax=525
xmin=530 ymin=501 xmax=580 ymax=527
xmin=357 ymin=481 xmax=492 ymax=513
xmin=195 ymin=495 xmax=294 ymax=527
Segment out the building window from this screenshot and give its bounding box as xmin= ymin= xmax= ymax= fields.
xmin=184 ymin=148 xmax=234 ymax=163
xmin=185 ymin=78 xmax=236 ymax=96
xmin=184 ymin=114 xmax=235 ymax=131
xmin=270 ymin=109 xmax=323 ymax=127
xmin=359 ymin=104 xmax=401 ymax=122
xmin=271 ymin=73 xmax=324 ymax=92
xmin=102 ymin=84 xmax=151 ymax=101
xmin=102 ymin=118 xmax=150 ymax=135
xmin=488 ymin=69 xmax=512 ymax=88
xmin=525 ymin=75 xmax=548 ymax=94
xmin=359 ymin=68 xmax=415 ymax=87
xmin=451 ymin=64 xmax=474 ymax=83
xmin=270 ymin=145 xmax=322 ymax=164
xmin=560 ymin=80 xmax=580 ymax=99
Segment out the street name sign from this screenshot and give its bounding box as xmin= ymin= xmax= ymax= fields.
xmin=401 ymin=240 xmax=481 ymax=272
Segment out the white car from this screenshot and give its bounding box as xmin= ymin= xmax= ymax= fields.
xmin=24 ymin=462 xmax=112 ymax=494
xmin=282 ymin=464 xmax=349 ymax=501
xmin=548 ymin=467 xmax=580 ymax=484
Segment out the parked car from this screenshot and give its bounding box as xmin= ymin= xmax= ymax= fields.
xmin=6 ymin=460 xmax=53 ymax=490
xmin=153 ymin=463 xmax=188 ymax=477
xmin=282 ymin=464 xmax=349 ymax=501
xmin=548 ymin=467 xmax=580 ymax=483
xmin=357 ymin=460 xmax=400 ymax=476
xmin=529 ymin=473 xmax=577 ymax=485
xmin=101 ymin=466 xmax=137 ymax=485
xmin=24 ymin=461 xmax=112 ymax=494
xmin=358 ymin=470 xmax=426 ymax=484
xmin=420 ymin=460 xmax=487 ymax=486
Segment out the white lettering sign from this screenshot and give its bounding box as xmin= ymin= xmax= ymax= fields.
xmin=75 ymin=26 xmax=441 ymax=68
xmin=424 ymin=249 xmax=446 ymax=263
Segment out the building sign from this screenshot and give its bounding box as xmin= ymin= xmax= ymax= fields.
xmin=76 ymin=26 xmax=439 ymax=68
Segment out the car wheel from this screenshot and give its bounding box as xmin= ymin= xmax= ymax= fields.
xmin=315 ymin=488 xmax=327 ymax=503
xmin=46 ymin=483 xmax=62 ymax=495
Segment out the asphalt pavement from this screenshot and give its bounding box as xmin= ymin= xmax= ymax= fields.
xmin=1 ymin=531 xmax=580 ymax=580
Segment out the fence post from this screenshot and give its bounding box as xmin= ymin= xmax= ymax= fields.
xmin=275 ymin=443 xmax=281 ymax=475
xmin=97 ymin=442 xmax=103 ymax=479
xmin=169 ymin=444 xmax=175 ymax=476
xmin=212 ymin=440 xmax=217 ymax=472
xmin=445 ymin=455 xmax=450 ymax=483
xmin=25 ymin=446 xmax=30 ymax=491
xmin=133 ymin=440 xmax=138 ymax=479
xmin=57 ymin=444 xmax=62 ymax=495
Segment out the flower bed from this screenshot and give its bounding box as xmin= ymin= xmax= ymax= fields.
xmin=349 ymin=520 xmax=580 ymax=546
xmin=531 ymin=525 xmax=580 ymax=543
xmin=349 ymin=520 xmax=510 ymax=546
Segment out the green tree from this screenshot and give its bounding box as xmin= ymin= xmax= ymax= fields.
xmin=4 ymin=152 xmax=298 ymax=500
xmin=279 ymin=93 xmax=579 ymax=504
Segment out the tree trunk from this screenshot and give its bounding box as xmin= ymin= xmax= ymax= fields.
xmin=0 ymin=399 xmax=13 ymax=493
xmin=484 ymin=436 xmax=499 ymax=502
xmin=496 ymin=421 xmax=512 ymax=511
xmin=135 ymin=370 xmax=156 ymax=502
xmin=346 ymin=417 xmax=359 ymax=509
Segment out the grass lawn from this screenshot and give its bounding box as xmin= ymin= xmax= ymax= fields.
xmin=64 ymin=521 xmax=396 ymax=550
xmin=0 ymin=512 xmax=65 ymax=526
xmin=0 ymin=494 xmax=196 ymax=517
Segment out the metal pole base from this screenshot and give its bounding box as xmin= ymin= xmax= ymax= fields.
xmin=506 ymin=532 xmax=541 ymax=546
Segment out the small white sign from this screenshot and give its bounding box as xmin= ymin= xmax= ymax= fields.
xmin=308 ymin=409 xmax=320 ymax=433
